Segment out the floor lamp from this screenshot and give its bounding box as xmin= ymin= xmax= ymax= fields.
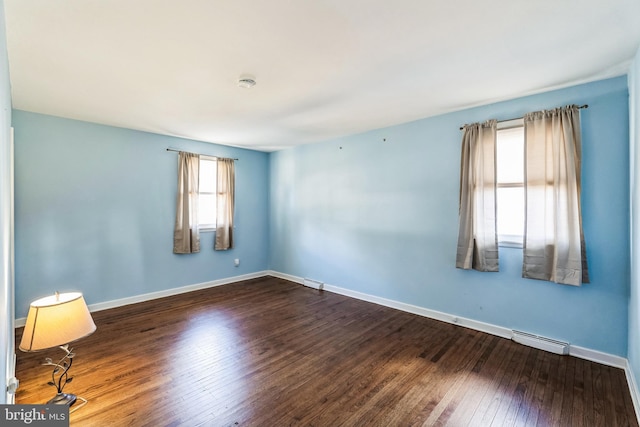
xmin=19 ymin=292 xmax=96 ymax=410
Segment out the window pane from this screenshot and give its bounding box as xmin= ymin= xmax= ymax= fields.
xmin=199 ymin=194 xmax=216 ymax=226
xmin=496 ymin=127 xmax=524 ymax=184
xmin=497 ymin=187 xmax=524 ymax=241
xmin=199 ymin=159 xmax=217 ymax=193
xmin=198 ymin=158 xmax=217 ymax=226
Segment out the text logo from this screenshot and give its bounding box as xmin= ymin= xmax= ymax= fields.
xmin=0 ymin=405 xmax=68 ymax=426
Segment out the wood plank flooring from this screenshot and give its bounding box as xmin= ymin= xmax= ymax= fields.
xmin=14 ymin=276 xmax=639 ymax=426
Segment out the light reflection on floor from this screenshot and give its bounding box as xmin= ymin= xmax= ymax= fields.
xmin=170 ymin=310 xmax=250 ymax=419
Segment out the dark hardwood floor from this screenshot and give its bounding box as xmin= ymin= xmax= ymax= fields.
xmin=14 ymin=276 xmax=639 ymax=426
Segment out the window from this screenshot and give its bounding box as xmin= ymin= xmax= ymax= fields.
xmin=496 ymin=119 xmax=524 ymax=247
xmin=198 ymin=156 xmax=217 ymax=229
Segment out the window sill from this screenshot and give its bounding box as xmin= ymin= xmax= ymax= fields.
xmin=499 ymin=241 xmax=523 ymax=249
xmin=498 ymin=234 xmax=523 ymax=249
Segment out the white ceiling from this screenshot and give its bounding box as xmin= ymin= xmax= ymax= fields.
xmin=5 ymin=0 xmax=640 ymax=152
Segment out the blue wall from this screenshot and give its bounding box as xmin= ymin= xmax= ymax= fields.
xmin=13 ymin=111 xmax=270 ymax=317
xmin=629 ymin=46 xmax=640 ymax=393
xmin=269 ymin=76 xmax=630 ymax=356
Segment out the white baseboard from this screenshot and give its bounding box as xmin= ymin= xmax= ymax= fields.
xmin=15 ymin=270 xmax=269 ymax=328
xmin=326 ymin=281 xmax=514 ymax=340
xmin=569 ymin=344 xmax=628 ymax=369
xmin=268 ymin=270 xmax=304 ymax=285
xmin=266 ymin=270 xmax=628 ymax=370
xmin=626 ymin=361 xmax=640 ymax=423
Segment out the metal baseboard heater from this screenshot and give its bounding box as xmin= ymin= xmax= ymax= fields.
xmin=303 ymin=278 xmax=324 ymax=291
xmin=511 ymin=330 xmax=570 ymax=355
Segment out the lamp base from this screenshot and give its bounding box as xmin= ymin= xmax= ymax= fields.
xmin=47 ymin=392 xmax=77 ymax=406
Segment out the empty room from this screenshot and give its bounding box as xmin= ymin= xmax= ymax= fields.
xmin=2 ymin=0 xmax=640 ymax=426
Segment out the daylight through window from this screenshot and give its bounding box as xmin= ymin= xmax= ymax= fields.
xmin=496 ymin=120 xmax=524 ymax=247
xmin=198 ymin=156 xmax=217 ymax=229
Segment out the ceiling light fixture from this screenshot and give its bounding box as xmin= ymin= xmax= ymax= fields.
xmin=238 ymin=75 xmax=256 ymax=89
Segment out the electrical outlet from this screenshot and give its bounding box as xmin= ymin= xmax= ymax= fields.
xmin=234 ymin=258 xmax=240 ymax=267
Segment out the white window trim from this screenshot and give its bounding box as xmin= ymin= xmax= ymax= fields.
xmin=497 ymin=118 xmax=524 ymax=248
xmin=198 ymin=155 xmax=217 ymax=231
xmin=497 ymin=118 xmax=524 ymax=130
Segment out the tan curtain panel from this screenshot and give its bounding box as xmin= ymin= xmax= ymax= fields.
xmin=173 ymin=152 xmax=200 ymax=254
xmin=523 ymin=105 xmax=589 ymax=286
xmin=215 ymin=158 xmax=235 ymax=250
xmin=456 ymin=120 xmax=499 ymax=272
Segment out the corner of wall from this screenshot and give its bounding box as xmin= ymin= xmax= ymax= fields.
xmin=0 ymin=0 xmax=15 ymax=404
xmin=628 ymin=43 xmax=640 ymax=421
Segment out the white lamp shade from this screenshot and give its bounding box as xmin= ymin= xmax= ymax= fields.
xmin=19 ymin=292 xmax=96 ymax=352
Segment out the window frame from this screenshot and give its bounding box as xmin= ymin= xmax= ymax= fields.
xmin=198 ymin=155 xmax=217 ymax=231
xmin=496 ymin=118 xmax=525 ymax=248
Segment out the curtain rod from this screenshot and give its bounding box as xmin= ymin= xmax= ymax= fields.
xmin=166 ymin=148 xmax=238 ymax=161
xmin=459 ymin=104 xmax=588 ymax=130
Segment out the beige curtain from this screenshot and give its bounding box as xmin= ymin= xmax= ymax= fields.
xmin=456 ymin=120 xmax=499 ymax=272
xmin=523 ymin=105 xmax=589 ymax=286
xmin=215 ymin=158 xmax=235 ymax=250
xmin=173 ymin=152 xmax=200 ymax=254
